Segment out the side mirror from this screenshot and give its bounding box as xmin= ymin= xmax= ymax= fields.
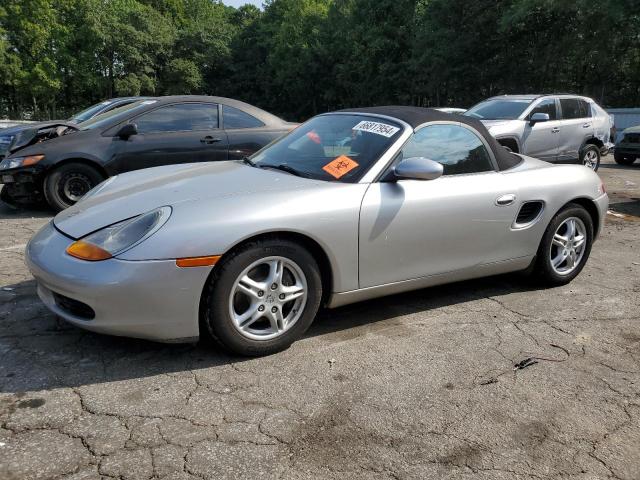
xmin=116 ymin=123 xmax=138 ymax=139
xmin=530 ymin=113 xmax=550 ymax=125
xmin=394 ymin=157 xmax=444 ymax=181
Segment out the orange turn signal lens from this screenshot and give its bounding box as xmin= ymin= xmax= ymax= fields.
xmin=66 ymin=241 xmax=112 ymax=261
xmin=176 ymin=255 xmax=220 ymax=268
xmin=22 ymin=155 xmax=45 ymax=166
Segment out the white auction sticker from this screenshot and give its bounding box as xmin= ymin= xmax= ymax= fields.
xmin=353 ymin=121 xmax=400 ymax=138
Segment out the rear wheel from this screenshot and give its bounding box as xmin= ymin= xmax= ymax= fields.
xmin=44 ymin=163 xmax=103 ymax=211
xmin=531 ymin=204 xmax=594 ymax=286
xmin=580 ymin=144 xmax=600 ymax=171
xmin=614 ymin=152 xmax=636 ymax=165
xmin=202 ymin=238 xmax=322 ymax=356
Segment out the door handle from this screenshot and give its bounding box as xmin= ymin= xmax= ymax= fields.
xmin=496 ymin=194 xmax=516 ymax=206
xmin=551 ymin=127 xmax=560 ymax=133
xmin=582 ymin=123 xmax=592 ymax=128
xmin=200 ymin=136 xmax=222 ymax=144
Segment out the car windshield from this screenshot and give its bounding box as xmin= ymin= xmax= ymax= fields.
xmin=70 ymin=101 xmax=114 ymax=123
xmin=465 ymin=99 xmax=533 ymax=120
xmin=80 ymin=100 xmax=158 ymax=130
xmin=250 ymin=114 xmax=403 ymax=182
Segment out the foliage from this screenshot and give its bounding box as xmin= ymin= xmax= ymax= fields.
xmin=0 ymin=0 xmax=638 ymax=121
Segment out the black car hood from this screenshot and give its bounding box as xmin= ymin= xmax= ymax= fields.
xmin=9 ymin=121 xmax=79 ymax=154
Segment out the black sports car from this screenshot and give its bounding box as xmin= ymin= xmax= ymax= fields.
xmin=0 ymin=97 xmax=143 ymax=160
xmin=0 ymin=96 xmax=296 ymax=211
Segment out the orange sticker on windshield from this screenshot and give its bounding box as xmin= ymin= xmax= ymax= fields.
xmin=322 ymin=155 xmax=359 ymax=179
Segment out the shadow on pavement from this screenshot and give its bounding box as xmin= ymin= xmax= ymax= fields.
xmin=0 ymin=272 xmax=544 ymax=394
xmin=0 ymin=199 xmax=52 ymax=220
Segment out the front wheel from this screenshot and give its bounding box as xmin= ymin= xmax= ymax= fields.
xmin=580 ymin=145 xmax=600 ymax=171
xmin=531 ymin=204 xmax=594 ymax=286
xmin=614 ymin=152 xmax=636 ymax=166
xmin=44 ymin=163 xmax=104 ymax=211
xmin=202 ymin=238 xmax=322 ymax=356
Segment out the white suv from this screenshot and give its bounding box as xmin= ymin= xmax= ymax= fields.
xmin=465 ymin=94 xmax=614 ymax=171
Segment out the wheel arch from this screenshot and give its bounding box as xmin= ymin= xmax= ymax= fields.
xmin=556 ymin=197 xmax=601 ymax=237
xmin=582 ymin=136 xmax=604 ymax=150
xmin=46 ymin=157 xmax=108 ymax=180
xmin=210 ymin=230 xmax=335 ymax=305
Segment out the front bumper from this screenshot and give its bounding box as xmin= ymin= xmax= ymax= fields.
xmin=0 ymin=166 xmax=44 ymax=203
xmin=25 ymin=222 xmax=212 ymax=342
xmin=613 ymin=146 xmax=640 ymax=156
xmin=593 ymin=193 xmax=608 ymax=239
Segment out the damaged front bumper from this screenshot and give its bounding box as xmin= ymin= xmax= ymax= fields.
xmin=0 ymin=166 xmax=45 ymax=204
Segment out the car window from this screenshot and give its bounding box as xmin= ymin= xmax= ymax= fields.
xmin=464 ymin=99 xmax=532 ymax=120
xmin=103 ymin=100 xmax=136 ymax=114
xmin=560 ymin=99 xmax=589 ymax=119
xmin=71 ymin=101 xmax=114 ymax=123
xmin=80 ymin=100 xmax=158 ymax=130
xmin=580 ymin=100 xmax=592 ymax=118
xmin=251 ymin=114 xmax=403 ymax=183
xmin=223 ymin=105 xmax=264 ymax=129
xmin=400 ymin=124 xmax=493 ymax=175
xmin=135 ymin=103 xmax=219 ymax=133
xmin=528 ymin=98 xmax=557 ymax=120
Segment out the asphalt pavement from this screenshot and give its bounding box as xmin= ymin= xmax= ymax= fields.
xmin=0 ymin=155 xmax=638 ymax=480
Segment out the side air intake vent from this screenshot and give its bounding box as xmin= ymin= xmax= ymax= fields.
xmin=515 ymin=201 xmax=544 ymax=227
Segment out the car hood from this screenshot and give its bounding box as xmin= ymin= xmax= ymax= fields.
xmin=479 ymin=119 xmax=518 ymax=129
xmin=8 ymin=121 xmax=78 ymax=154
xmin=623 ymin=125 xmax=640 ymax=134
xmin=54 ymin=161 xmax=329 ymax=239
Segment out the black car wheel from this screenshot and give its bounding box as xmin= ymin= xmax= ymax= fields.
xmin=201 ymin=238 xmax=322 ymax=356
xmin=531 ymin=203 xmax=594 ymax=286
xmin=580 ymin=144 xmax=600 ymax=171
xmin=44 ymin=163 xmax=104 ymax=211
xmin=613 ymin=152 xmax=636 ymax=166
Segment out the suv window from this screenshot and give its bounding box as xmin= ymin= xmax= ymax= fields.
xmin=135 ymin=103 xmax=218 ymax=133
xmin=560 ymin=98 xmax=590 ymax=120
xmin=528 ymin=98 xmax=557 ymax=120
xmin=400 ymin=124 xmax=493 ymax=175
xmin=223 ymin=105 xmax=264 ymax=129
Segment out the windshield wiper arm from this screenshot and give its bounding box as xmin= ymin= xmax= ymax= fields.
xmin=259 ymin=164 xmax=309 ymax=178
xmin=241 ymin=156 xmax=256 ymax=167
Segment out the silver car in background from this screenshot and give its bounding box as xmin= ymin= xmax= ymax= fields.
xmin=25 ymin=107 xmax=608 ymax=356
xmin=465 ymin=94 xmax=614 ymax=171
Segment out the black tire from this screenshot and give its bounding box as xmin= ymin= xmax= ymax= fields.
xmin=531 ymin=203 xmax=594 ymax=286
xmin=580 ymin=144 xmax=600 ymax=171
xmin=43 ymin=162 xmax=104 ymax=211
xmin=613 ymin=152 xmax=636 ymax=166
xmin=202 ymin=238 xmax=322 ymax=356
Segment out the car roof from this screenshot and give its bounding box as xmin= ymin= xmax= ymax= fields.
xmin=334 ymin=105 xmax=521 ymax=171
xmin=486 ymin=94 xmax=594 ymax=102
xmin=150 ymin=95 xmax=287 ymax=125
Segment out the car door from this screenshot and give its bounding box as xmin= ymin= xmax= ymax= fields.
xmin=520 ymin=98 xmax=560 ymax=160
xmin=359 ymin=123 xmax=520 ymax=288
xmin=112 ymin=102 xmax=229 ymax=173
xmin=557 ymin=98 xmax=591 ymax=161
xmin=222 ymin=104 xmax=286 ymax=160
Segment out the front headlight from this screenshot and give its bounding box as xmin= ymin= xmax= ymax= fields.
xmin=66 ymin=206 xmax=172 ymax=261
xmin=0 ymin=154 xmax=45 ymax=170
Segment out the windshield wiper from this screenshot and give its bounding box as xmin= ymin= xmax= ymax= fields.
xmin=241 ymin=156 xmax=256 ymax=167
xmin=259 ymin=163 xmax=309 ymax=178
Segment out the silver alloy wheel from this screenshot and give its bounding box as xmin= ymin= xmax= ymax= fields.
xmin=583 ymin=149 xmax=598 ymax=170
xmin=62 ymin=173 xmax=93 ymax=202
xmin=549 ymin=217 xmax=587 ymax=275
xmin=229 ymin=256 xmax=307 ymax=341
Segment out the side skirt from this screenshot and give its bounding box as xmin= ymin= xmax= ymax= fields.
xmin=327 ymin=256 xmax=534 ymax=308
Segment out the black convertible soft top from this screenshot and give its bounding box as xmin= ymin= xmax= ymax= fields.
xmin=337 ymin=105 xmax=522 ymax=171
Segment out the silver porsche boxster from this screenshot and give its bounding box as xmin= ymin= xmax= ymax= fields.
xmin=26 ymin=106 xmax=608 ymax=355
